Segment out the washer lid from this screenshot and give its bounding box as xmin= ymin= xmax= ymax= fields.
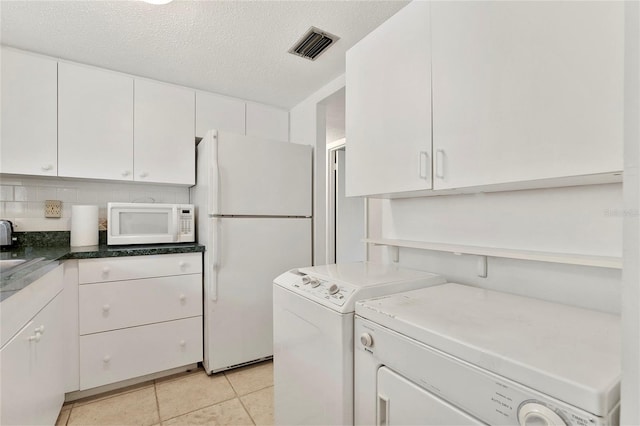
xmin=298 ymin=261 xmax=440 ymax=289
xmin=356 ymin=283 xmax=620 ymax=416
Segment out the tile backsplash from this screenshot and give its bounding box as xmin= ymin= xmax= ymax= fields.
xmin=0 ymin=176 xmax=190 ymax=231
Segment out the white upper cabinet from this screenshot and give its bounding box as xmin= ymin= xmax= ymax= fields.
xmin=345 ymin=1 xmax=432 ymax=197
xmin=58 ymin=62 xmax=134 ymax=181
xmin=431 ymin=1 xmax=624 ymax=190
xmin=1 ymin=48 xmax=58 ymax=176
xmin=134 ymin=79 xmax=195 ymax=185
xmin=246 ymin=102 xmax=289 ymax=142
xmin=196 ymin=91 xmax=245 ymax=138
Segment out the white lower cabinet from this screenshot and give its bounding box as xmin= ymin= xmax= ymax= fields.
xmin=77 ymin=253 xmax=203 ymax=391
xmin=0 ymin=291 xmax=65 ymax=426
xmin=79 ymin=317 xmax=202 ymax=390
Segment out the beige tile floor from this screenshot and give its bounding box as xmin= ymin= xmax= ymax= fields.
xmin=56 ymin=360 xmax=274 ymax=426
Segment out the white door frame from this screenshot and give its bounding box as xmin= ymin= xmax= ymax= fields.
xmin=326 ymin=139 xmax=368 ymax=263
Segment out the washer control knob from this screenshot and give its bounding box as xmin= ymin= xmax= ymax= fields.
xmin=310 ymin=278 xmax=321 ymax=288
xmin=518 ymin=402 xmax=567 ymax=426
xmin=301 ymin=276 xmax=311 ymax=285
xmin=360 ymin=333 xmax=374 ymax=348
xmin=328 ymin=283 xmax=339 ymax=295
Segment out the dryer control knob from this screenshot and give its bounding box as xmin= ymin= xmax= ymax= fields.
xmin=301 ymin=276 xmax=311 ymax=285
xmin=518 ymin=402 xmax=567 ymax=426
xmin=360 ymin=333 xmax=373 ymax=348
xmin=328 ymin=283 xmax=339 ymax=295
xmin=310 ymin=278 xmax=321 ymax=288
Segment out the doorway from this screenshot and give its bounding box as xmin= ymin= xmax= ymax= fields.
xmin=327 ymin=139 xmax=366 ymax=263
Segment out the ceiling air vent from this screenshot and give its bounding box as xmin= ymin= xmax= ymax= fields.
xmin=288 ymin=27 xmax=340 ymax=61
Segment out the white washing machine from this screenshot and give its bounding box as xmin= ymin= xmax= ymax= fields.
xmin=273 ymin=262 xmax=446 ymax=425
xmin=355 ymin=283 xmax=621 ymax=426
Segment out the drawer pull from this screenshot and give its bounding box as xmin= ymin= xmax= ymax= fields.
xmin=179 ymin=294 xmax=186 ymax=302
xmin=102 ymin=266 xmax=110 ymax=275
xmin=102 ymin=304 xmax=111 ymax=313
xmin=179 ymin=340 xmax=186 ymax=347
xmin=179 ymin=261 xmax=186 ymax=268
xmin=29 ymin=332 xmax=42 ymax=343
xmin=34 ymin=325 xmax=45 ymax=335
xmin=103 ymin=355 xmax=111 ymax=363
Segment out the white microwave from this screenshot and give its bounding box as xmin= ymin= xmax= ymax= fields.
xmin=107 ymin=202 xmax=195 ymax=246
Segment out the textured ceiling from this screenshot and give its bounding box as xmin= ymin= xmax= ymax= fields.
xmin=0 ymin=0 xmax=408 ymax=109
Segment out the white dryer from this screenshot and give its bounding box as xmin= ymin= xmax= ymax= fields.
xmin=354 ymin=283 xmax=621 ymax=426
xmin=273 ymin=262 xmax=445 ymax=425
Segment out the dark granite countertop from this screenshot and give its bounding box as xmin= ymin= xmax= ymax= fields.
xmin=1 ymin=231 xmax=204 ymax=302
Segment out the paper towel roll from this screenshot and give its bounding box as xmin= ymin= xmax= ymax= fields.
xmin=71 ymin=205 xmax=99 ymax=247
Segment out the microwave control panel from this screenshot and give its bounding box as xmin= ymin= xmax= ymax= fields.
xmin=178 ymin=206 xmax=194 ymax=237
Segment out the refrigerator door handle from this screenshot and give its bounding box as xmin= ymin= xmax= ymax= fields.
xmin=209 ymin=217 xmax=221 ymax=301
xmin=209 ymin=130 xmax=220 ymax=216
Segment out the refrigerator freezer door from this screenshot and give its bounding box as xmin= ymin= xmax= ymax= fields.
xmin=212 ymin=131 xmax=312 ymax=217
xmin=204 ymin=217 xmax=312 ymax=373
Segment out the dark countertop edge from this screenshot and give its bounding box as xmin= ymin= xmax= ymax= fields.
xmin=62 ymin=243 xmax=205 ymax=259
xmin=0 ymin=260 xmax=62 ymax=302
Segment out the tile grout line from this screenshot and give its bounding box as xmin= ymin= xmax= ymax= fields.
xmin=157 ymin=370 xmax=239 ymax=424
xmin=236 ymin=395 xmax=257 ymax=426
xmin=223 ymin=371 xmax=240 ymax=396
xmin=64 ymin=405 xmax=72 ymax=426
xmin=223 ymin=372 xmax=256 ymax=425
xmin=153 ymin=380 xmax=162 ymax=426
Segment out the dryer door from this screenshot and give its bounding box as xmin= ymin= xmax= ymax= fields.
xmin=377 ymin=366 xmax=485 ymax=425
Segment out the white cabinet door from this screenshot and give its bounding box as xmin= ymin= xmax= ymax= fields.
xmin=196 ymin=91 xmax=245 ymax=138
xmin=134 ymin=79 xmax=195 ymax=185
xmin=431 ymin=1 xmax=624 ymax=190
xmin=0 ymin=293 xmax=65 ymax=426
xmin=1 ymin=48 xmax=57 ymax=176
xmin=345 ymin=1 xmax=432 ymax=197
xmin=246 ymin=102 xmax=289 ymax=142
xmin=58 ymin=62 xmax=134 ymax=180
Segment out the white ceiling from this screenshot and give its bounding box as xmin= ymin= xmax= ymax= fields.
xmin=0 ymin=0 xmax=408 ymax=109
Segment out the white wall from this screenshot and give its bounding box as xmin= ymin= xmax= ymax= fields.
xmin=622 ymin=1 xmax=640 ymax=423
xmin=381 ymin=183 xmax=623 ymax=314
xmin=0 ymin=175 xmax=189 ymax=231
xmin=290 ymin=74 xmax=345 ymax=265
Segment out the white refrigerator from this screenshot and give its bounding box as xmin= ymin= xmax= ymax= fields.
xmin=191 ymin=129 xmax=313 ymax=374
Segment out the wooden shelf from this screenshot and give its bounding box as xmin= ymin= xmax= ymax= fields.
xmin=364 ymin=238 xmax=623 ymax=269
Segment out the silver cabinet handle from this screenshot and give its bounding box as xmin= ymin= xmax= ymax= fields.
xmin=435 ymin=149 xmax=445 ymax=179
xmin=419 ymin=151 xmax=429 ymax=180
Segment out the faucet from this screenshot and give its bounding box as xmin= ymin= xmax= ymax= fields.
xmin=0 ymin=220 xmax=14 ymax=247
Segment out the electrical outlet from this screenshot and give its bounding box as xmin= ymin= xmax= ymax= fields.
xmin=45 ymin=200 xmax=62 ymax=218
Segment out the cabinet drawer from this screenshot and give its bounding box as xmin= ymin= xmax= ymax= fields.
xmin=79 ymin=316 xmax=202 ymax=390
xmin=79 ymin=274 xmax=202 ymax=335
xmin=78 ymin=253 xmax=202 ymax=284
